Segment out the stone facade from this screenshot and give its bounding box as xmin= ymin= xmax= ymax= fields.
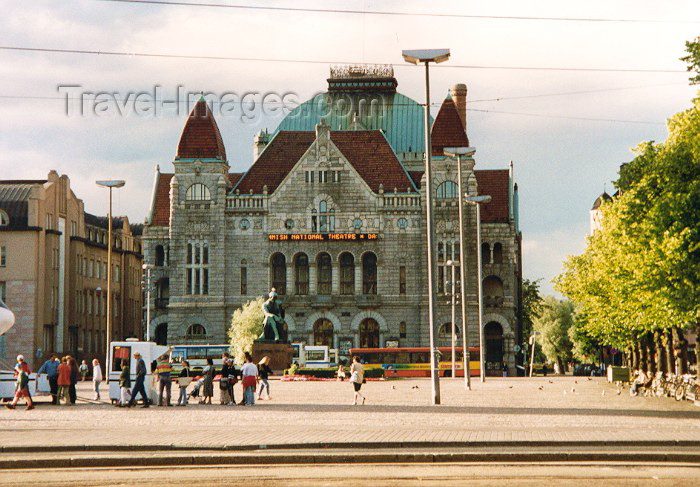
xmin=143 ymin=70 xmax=523 ymax=375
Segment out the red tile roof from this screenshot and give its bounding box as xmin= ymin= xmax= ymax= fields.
xmin=151 ymin=173 xmax=173 ymax=226
xmin=176 ymin=99 xmax=227 ymax=160
xmin=474 ymin=170 xmax=510 ymax=223
xmin=234 ymin=130 xmax=416 ymax=194
xmin=431 ymin=98 xmax=469 ymax=156
xmin=409 ymin=171 xmax=424 ymax=189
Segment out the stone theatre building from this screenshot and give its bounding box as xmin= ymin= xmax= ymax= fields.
xmin=143 ymin=66 xmax=523 ymax=375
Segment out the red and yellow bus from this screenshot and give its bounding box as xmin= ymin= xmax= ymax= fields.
xmin=349 ymin=347 xmax=481 ymax=378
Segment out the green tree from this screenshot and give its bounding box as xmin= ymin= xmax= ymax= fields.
xmin=532 ymin=296 xmax=575 ymax=371
xmin=680 ymin=36 xmax=700 ymax=85
xmin=568 ymin=310 xmax=599 ymax=363
xmin=521 ymin=278 xmax=543 ymax=343
xmin=228 ymin=297 xmax=264 ymax=363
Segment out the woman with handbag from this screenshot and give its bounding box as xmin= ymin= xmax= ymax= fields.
xmin=201 ymin=358 xmax=215 ymax=405
xmin=350 ymin=355 xmax=365 ymax=405
xmin=241 ymin=353 xmax=258 ymax=406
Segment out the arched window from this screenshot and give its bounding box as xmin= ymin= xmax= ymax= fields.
xmin=0 ymin=210 xmax=9 ymax=226
xmin=312 ymin=200 xmax=335 ymax=233
xmin=185 ymin=323 xmax=207 ymax=339
xmin=317 ymin=253 xmax=332 ymax=295
xmin=155 ymin=245 xmax=165 ymax=267
xmin=481 ymin=242 xmax=491 ymax=266
xmin=271 ymin=253 xmax=287 ymax=295
xmin=493 ymin=242 xmax=503 ymax=264
xmin=339 ymin=252 xmax=355 ymax=295
xmin=294 ymin=253 xmax=309 ymax=295
xmin=438 ymin=323 xmax=461 ymax=339
xmin=436 ymin=180 xmax=458 ymax=199
xmin=186 ymin=240 xmax=209 ymax=295
xmin=154 ymin=323 xmax=168 ymax=346
xmin=362 ymin=252 xmax=377 ymax=295
xmin=313 ymin=319 xmax=334 ymax=347
xmin=186 ymin=183 xmax=211 ymax=201
xmin=359 ymin=318 xmax=380 ymax=348
xmin=483 ymin=275 xmax=504 ymax=307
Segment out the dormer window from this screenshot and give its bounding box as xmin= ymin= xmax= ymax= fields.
xmin=186 ymin=183 xmax=211 ymax=201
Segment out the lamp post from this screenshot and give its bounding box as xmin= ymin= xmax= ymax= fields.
xmin=444 ymin=147 xmax=476 ymax=390
xmin=446 ymin=260 xmax=459 ymax=379
xmin=465 ymin=194 xmax=491 ymax=382
xmin=96 ymin=179 xmax=125 ymax=383
xmin=143 ymin=264 xmax=154 ymax=341
xmin=403 ymin=48 xmax=450 ymax=405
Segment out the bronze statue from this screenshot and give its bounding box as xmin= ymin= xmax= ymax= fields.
xmin=260 ymin=289 xmax=286 ymax=342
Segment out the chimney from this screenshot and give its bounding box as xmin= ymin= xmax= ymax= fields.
xmin=450 ymin=83 xmax=467 ymax=133
xmin=252 ymin=129 xmax=270 ymax=161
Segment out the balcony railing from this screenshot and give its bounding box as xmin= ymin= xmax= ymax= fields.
xmin=381 ymin=193 xmax=420 ymax=209
xmin=226 ymin=194 xmax=267 ymax=211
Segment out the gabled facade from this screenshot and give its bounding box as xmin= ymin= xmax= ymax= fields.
xmin=143 ymin=68 xmax=523 ymax=375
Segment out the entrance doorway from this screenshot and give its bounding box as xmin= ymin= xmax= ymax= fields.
xmin=359 ymin=318 xmax=380 ymax=348
xmin=484 ymin=321 xmax=503 ymax=376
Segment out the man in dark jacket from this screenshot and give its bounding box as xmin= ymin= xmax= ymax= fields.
xmin=127 ymin=351 xmax=149 ymax=408
xmin=38 ymin=354 xmax=60 ymax=404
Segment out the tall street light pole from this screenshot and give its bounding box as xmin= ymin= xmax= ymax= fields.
xmin=143 ymin=264 xmax=154 ymax=341
xmin=445 ymin=147 xmax=476 ymax=390
xmin=403 ymin=48 xmax=450 ymax=405
xmin=465 ymin=194 xmax=491 ymax=383
xmin=446 ymin=260 xmax=457 ymax=379
xmin=96 ymin=179 xmax=125 ymax=384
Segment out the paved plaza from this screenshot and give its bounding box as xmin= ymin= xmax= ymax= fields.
xmin=1 ymin=376 xmax=699 ymax=450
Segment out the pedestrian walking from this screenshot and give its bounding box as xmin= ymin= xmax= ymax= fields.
xmin=350 ymin=355 xmax=365 ymax=405
xmin=5 ymin=363 xmax=34 ymax=410
xmin=79 ymin=360 xmax=89 ymax=381
xmin=38 ymin=353 xmax=60 ymax=404
xmin=177 ymin=360 xmax=192 ymax=406
xmin=241 ymin=353 xmax=258 ymax=406
xmin=156 ymin=354 xmax=173 ymax=407
xmin=57 ymin=357 xmax=72 ymax=405
xmin=118 ymin=359 xmax=130 ymax=407
xmin=128 ymin=351 xmax=150 ymax=408
xmin=257 ymin=356 xmax=273 ymax=401
xmin=220 ymin=358 xmax=237 ymax=405
xmin=201 ymin=358 xmax=215 ymax=405
xmin=68 ymin=356 xmax=79 ymax=404
xmin=92 ymin=359 xmax=103 ymax=401
xmin=13 ymin=355 xmax=32 ymax=403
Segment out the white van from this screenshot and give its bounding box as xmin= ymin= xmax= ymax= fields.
xmin=108 ymin=339 xmax=170 ymax=405
xmin=292 ymin=344 xmax=339 ymax=368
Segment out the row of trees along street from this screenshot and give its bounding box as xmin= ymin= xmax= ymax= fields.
xmin=553 ymin=38 xmax=700 ymax=380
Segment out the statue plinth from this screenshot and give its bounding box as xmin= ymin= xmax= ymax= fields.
xmin=252 ymin=340 xmax=293 ymax=373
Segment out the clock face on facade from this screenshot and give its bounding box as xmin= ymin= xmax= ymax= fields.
xmin=285 ymin=219 xmax=295 ymax=230
xmin=398 ymin=217 xmax=409 ymax=229
xmin=239 ymin=219 xmax=250 ymax=230
xmin=352 ymin=218 xmax=363 ymax=229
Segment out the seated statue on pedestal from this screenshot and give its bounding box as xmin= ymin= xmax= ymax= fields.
xmin=259 ymin=289 xmax=286 ymax=342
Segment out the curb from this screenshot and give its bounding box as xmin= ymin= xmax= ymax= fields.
xmin=1 ymin=450 xmax=700 ymax=470
xmin=3 ymin=439 xmax=700 ymax=454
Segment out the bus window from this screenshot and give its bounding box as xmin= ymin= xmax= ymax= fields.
xmin=396 ymin=352 xmax=410 ymax=364
xmin=411 ymin=352 xmax=428 ymax=363
xmin=112 ymin=346 xmax=131 ymax=372
xmin=208 ymin=347 xmax=229 ymax=358
xmin=188 ymin=347 xmax=207 ymax=360
xmin=306 ymin=349 xmax=326 ymax=362
xmin=171 ymin=349 xmax=185 ymax=362
xmin=383 ymin=353 xmax=395 ymax=364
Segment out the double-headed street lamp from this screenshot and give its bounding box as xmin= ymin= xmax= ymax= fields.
xmin=465 ymin=194 xmax=491 ymax=383
xmin=96 ymin=179 xmax=125 ymax=383
xmin=402 ymin=48 xmax=451 ymax=405
xmin=444 ymin=147 xmax=476 ymax=390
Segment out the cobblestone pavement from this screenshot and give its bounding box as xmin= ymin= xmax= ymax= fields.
xmin=1 ymin=376 xmax=698 ymax=449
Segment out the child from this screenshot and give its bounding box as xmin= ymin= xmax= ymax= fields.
xmin=118 ymin=359 xmax=130 ymax=407
xmin=5 ymin=364 xmax=34 ymax=410
xmin=79 ymin=360 xmax=89 ymax=381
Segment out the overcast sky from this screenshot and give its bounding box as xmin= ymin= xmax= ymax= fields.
xmin=1 ymin=0 xmax=698 ymax=296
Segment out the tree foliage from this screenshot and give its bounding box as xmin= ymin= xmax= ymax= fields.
xmin=228 ymin=297 xmax=264 ymax=363
xmin=556 ymin=90 xmax=700 ymax=349
xmin=532 ymin=296 xmax=574 ymax=368
xmin=681 ymin=36 xmax=700 ymax=85
xmin=521 ymin=278 xmax=544 ymax=342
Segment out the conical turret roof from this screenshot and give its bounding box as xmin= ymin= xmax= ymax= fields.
xmin=176 ymin=98 xmax=227 ymax=160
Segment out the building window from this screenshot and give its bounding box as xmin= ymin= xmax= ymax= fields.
xmin=397 ymin=217 xmax=408 ymax=229
xmin=493 ymin=242 xmax=503 ymax=264
xmin=0 ymin=210 xmax=9 ymax=226
xmin=362 ymin=252 xmax=377 ymax=295
xmin=399 ymin=321 xmax=407 ymax=339
xmin=399 ymin=266 xmax=406 ymax=295
xmin=352 ymin=218 xmax=362 ymax=230
xmin=89 ymin=260 xmax=94 ymax=278
xmin=339 ymin=252 xmax=355 ymax=295
xmin=294 ymin=253 xmax=309 ymax=295
xmin=271 ymin=253 xmax=287 ymax=295
xmin=359 ymin=318 xmax=380 ymax=348
xmin=0 ymin=246 xmax=6 ymax=267
xmin=482 ymin=242 xmax=491 ymax=266
xmin=483 ymin=275 xmax=505 ymax=307
xmin=43 ymin=325 xmax=55 ymax=354
xmin=0 ymin=281 xmax=6 ymax=302
xmin=68 ymin=326 xmax=78 ymax=355
xmin=437 ymin=241 xmax=460 ymax=295
xmin=305 ymin=170 xmax=315 ymax=183
xmin=332 ymin=170 xmax=341 ymax=183
xmin=70 ymin=220 xmax=77 ymax=236
xmin=319 ymin=170 xmax=328 ymax=183
xmin=102 ymin=262 xmax=107 ymax=279
xmin=284 ymin=219 xmax=295 ymax=230
xmin=240 ymin=266 xmax=247 ymax=295
xmin=436 ymin=181 xmax=458 ymax=199
xmin=239 ymin=219 xmax=250 ymax=230
xmin=46 ymin=213 xmax=53 ymax=230
xmin=313 ymin=318 xmax=334 ymax=347
xmin=185 ymin=324 xmax=207 ymax=339
xmin=185 ymin=183 xmax=211 ymax=201
xmin=438 ymin=323 xmax=461 ymax=346
xmin=186 ymin=240 xmax=209 ymax=295
xmin=317 ymin=252 xmax=332 ymax=295
xmin=312 ymin=200 xmax=335 ymax=233
xmin=155 ymin=245 xmax=165 ymax=266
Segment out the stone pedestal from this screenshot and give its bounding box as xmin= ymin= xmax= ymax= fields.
xmin=252 ymin=341 xmax=293 ymax=373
